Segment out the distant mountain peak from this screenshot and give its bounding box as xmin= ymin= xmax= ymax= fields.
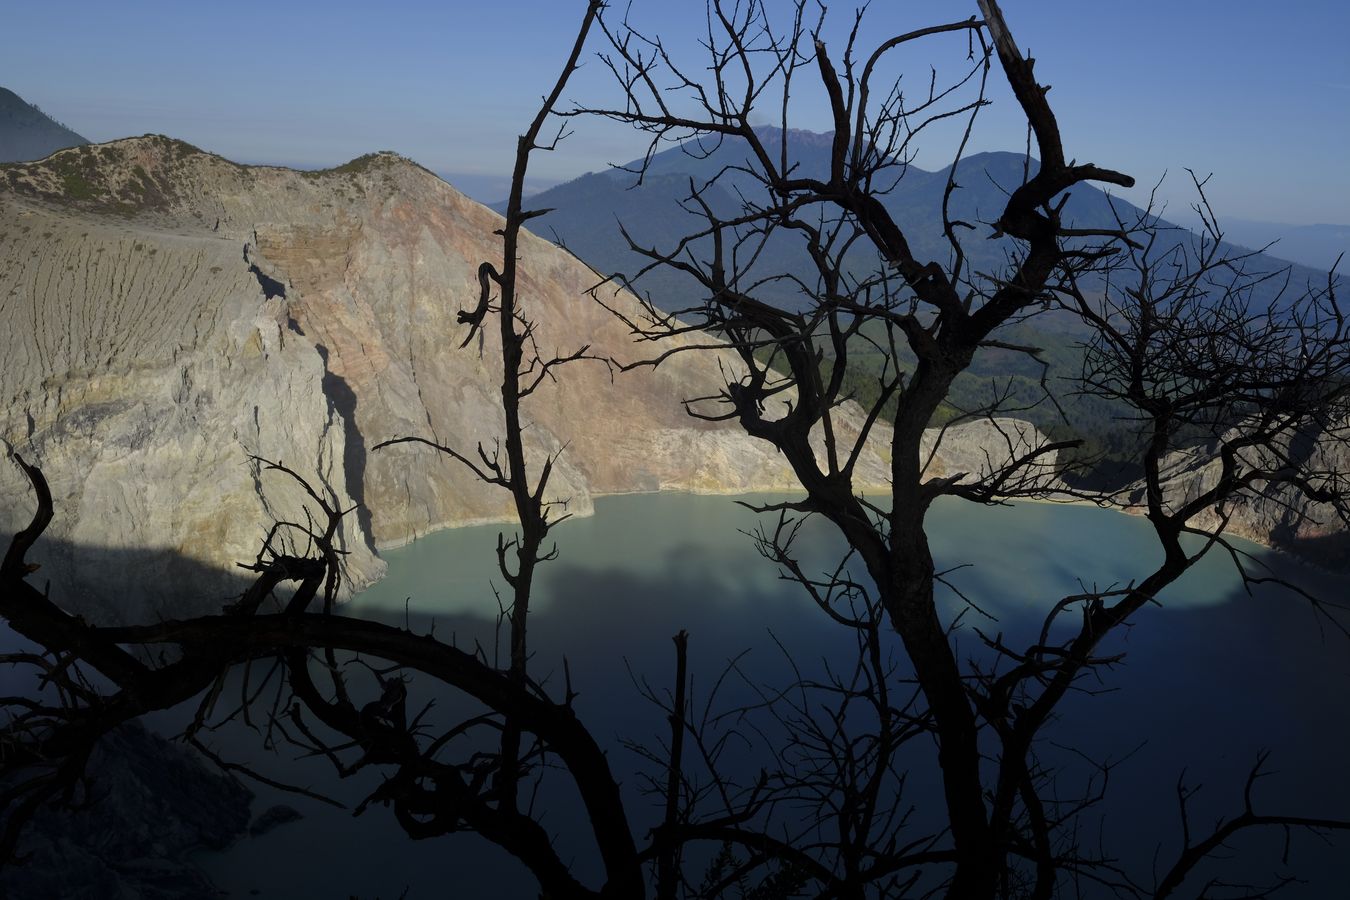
xmin=0 ymin=87 xmax=88 ymax=163
xmin=749 ymin=124 xmax=837 ymax=147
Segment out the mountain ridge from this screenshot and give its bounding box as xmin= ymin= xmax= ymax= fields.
xmin=510 ymin=129 xmax=1332 ymax=314
xmin=0 ymin=87 xmax=88 ymax=163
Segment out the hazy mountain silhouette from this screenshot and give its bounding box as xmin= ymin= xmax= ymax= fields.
xmin=1173 ymin=214 xmax=1349 ymax=272
xmin=0 ymin=87 xmax=87 ymax=162
xmin=510 ymin=128 xmax=1330 ymax=313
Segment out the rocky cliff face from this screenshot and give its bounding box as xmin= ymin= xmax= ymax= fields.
xmin=1131 ymin=425 xmax=1350 ymax=568
xmin=0 ymin=137 xmax=894 ymax=620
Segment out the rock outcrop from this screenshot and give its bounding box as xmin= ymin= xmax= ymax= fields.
xmin=920 ymin=417 xmax=1063 ymax=491
xmin=1128 ymin=423 xmax=1350 ymax=567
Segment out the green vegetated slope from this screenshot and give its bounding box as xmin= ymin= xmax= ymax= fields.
xmin=824 ymin=316 xmax=1149 ymax=489
xmin=0 ymin=135 xmax=202 ymax=213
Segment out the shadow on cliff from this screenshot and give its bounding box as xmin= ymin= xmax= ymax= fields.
xmin=317 ymin=345 xmax=378 ymax=556
xmin=8 ymin=537 xmax=262 ymax=624
xmin=1277 ymin=529 xmax=1350 ymax=570
xmin=291 ymin=317 xmax=378 ymax=559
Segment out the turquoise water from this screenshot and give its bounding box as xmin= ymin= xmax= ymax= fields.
xmin=351 ymin=492 xmax=1278 ymax=620
xmin=197 ymin=492 xmax=1350 ymax=897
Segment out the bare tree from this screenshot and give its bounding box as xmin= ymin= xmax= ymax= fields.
xmin=2 ymin=2 xmax=1349 ymax=899
xmin=568 ymin=0 xmax=1350 ymax=896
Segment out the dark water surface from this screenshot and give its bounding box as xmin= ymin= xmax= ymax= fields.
xmin=192 ymin=493 xmax=1350 ymax=898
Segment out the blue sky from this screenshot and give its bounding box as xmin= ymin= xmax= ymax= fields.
xmin=4 ymin=1 xmax=1347 ymax=223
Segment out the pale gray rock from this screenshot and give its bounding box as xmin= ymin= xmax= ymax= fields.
xmin=920 ymin=417 xmax=1065 ymax=492
xmin=1128 ymin=422 xmax=1350 ymax=567
xmin=0 ymin=187 xmax=383 ymax=621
